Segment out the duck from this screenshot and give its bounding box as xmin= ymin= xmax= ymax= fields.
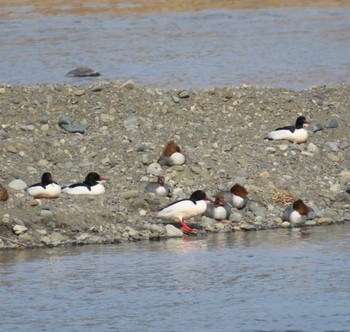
xmin=0 ymin=184 xmax=9 ymax=201
xmin=144 ymin=176 xmax=172 ymax=197
xmin=267 ymin=115 xmax=310 ymax=144
xmin=204 ymin=193 xmax=231 ymax=220
xmin=62 ymin=172 xmax=108 ymax=195
xmin=282 ymin=199 xmax=315 ymax=225
xmin=221 ymin=183 xmax=248 ymax=209
xmin=156 ymin=190 xmax=212 ymax=234
xmin=157 ymin=140 xmax=186 ymax=166
xmin=26 ymin=172 xmax=61 ymax=199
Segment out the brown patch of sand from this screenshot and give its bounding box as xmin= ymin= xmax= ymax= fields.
xmin=1 ymin=0 xmax=350 ymax=18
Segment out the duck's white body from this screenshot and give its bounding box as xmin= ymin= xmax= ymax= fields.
xmin=282 ymin=203 xmax=315 ymax=225
xmin=157 ymin=199 xmax=207 ymax=221
xmin=144 ymin=183 xmax=172 ymax=197
xmin=204 ymin=203 xmax=231 ymax=220
xmin=27 ymin=183 xmax=61 ymax=198
xmin=62 ymin=183 xmax=105 ymax=195
xmin=158 ymin=152 xmax=186 ymax=166
xmin=267 ymin=128 xmax=308 ymax=144
xmin=62 ymin=172 xmax=108 ymax=195
xmin=267 ymin=116 xmax=310 ymax=144
xmin=221 ymin=192 xmax=247 ymax=209
xmin=282 ymin=207 xmax=307 ymax=224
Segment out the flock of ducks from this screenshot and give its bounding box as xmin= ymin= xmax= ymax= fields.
xmin=0 ymin=115 xmax=314 ymax=235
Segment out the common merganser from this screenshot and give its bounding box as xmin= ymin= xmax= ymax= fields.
xmin=221 ymin=183 xmax=248 ymax=209
xmin=282 ymin=199 xmax=315 ymax=225
xmin=62 ymin=172 xmax=108 ymax=195
xmin=157 ymin=190 xmax=212 ymax=234
xmin=267 ymin=116 xmax=310 ymax=144
xmin=144 ymin=176 xmax=172 ymax=197
xmin=204 ymin=193 xmax=231 ymax=220
xmin=157 ymin=141 xmax=186 ymax=166
xmin=26 ymin=172 xmax=61 ymax=199
xmin=0 ymin=184 xmax=9 ymax=201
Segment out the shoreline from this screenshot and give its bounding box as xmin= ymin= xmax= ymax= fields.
xmin=1 ymin=81 xmax=350 ymax=250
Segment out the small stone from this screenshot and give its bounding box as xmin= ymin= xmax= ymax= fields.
xmin=0 ymin=87 xmax=6 ymax=94
xmin=73 ymin=89 xmax=85 ymax=96
xmin=41 ymin=124 xmax=50 ymax=132
xmin=307 ymin=142 xmax=319 ymax=153
xmin=265 ymin=147 xmax=276 ymax=153
xmin=122 ymin=80 xmax=135 ymax=89
xmin=330 ymin=184 xmax=342 ymax=193
xmin=121 ymin=191 xmax=139 ymax=199
xmin=139 ymin=209 xmax=147 ymax=216
xmin=28 ymin=199 xmax=39 ymax=206
xmin=327 ymin=153 xmax=340 ymax=162
xmin=66 ymin=68 xmax=100 ymax=77
xmin=281 ymin=221 xmax=291 ymax=227
xmin=327 ymin=119 xmax=339 ymax=128
xmin=166 ymin=224 xmax=183 ymax=237
xmin=278 ymin=144 xmax=288 ymax=151
xmin=178 ymin=90 xmax=190 ymax=98
xmin=147 ymin=163 xmax=162 ymax=176
xmin=310 ymin=123 xmax=323 ymax=133
xmin=40 ymin=210 xmax=53 ymax=218
xmin=229 ymin=212 xmax=242 ymax=222
xmin=260 ymin=171 xmax=269 ymax=179
xmin=13 ymin=225 xmax=28 ymax=235
xmin=318 ymin=217 xmax=333 ymax=225
xmin=123 ymin=116 xmax=139 ymax=130
xmin=6 ymin=146 xmax=17 ymax=153
xmin=305 ymin=220 xmax=317 ymax=226
xmin=8 ymin=179 xmax=27 ymax=190
xmin=339 ymin=170 xmax=350 ymax=180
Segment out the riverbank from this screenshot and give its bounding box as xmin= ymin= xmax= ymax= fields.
xmin=1 ymin=82 xmax=350 ymax=249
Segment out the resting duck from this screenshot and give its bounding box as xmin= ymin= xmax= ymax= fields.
xmin=62 ymin=172 xmax=108 ymax=195
xmin=282 ymin=199 xmax=315 ymax=225
xmin=267 ymin=116 xmax=310 ymax=144
xmin=157 ymin=141 xmax=186 ymax=166
xmin=221 ymin=183 xmax=248 ymax=209
xmin=27 ymin=172 xmax=61 ymax=199
xmin=204 ymin=193 xmax=231 ymax=220
xmin=144 ymin=176 xmax=172 ymax=197
xmin=157 ymin=190 xmax=212 ymax=234
xmin=0 ymin=184 xmax=9 ymax=201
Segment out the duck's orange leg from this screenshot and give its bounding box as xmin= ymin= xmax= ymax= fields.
xmin=179 ymin=220 xmax=198 ymax=234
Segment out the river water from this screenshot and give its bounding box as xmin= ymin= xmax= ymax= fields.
xmin=1 ymin=2 xmax=350 ymax=331
xmin=1 ymin=2 xmax=350 ymax=89
xmin=1 ymin=224 xmax=350 ymax=331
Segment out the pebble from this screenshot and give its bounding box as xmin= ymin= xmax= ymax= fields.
xmin=122 ymin=80 xmax=135 ymax=89
xmin=327 ymin=119 xmax=339 ymax=128
xmin=123 ymin=116 xmax=139 ymax=130
xmin=73 ymin=89 xmax=85 ymax=96
xmin=339 ymin=170 xmax=350 ymax=180
xmin=178 ymin=90 xmax=190 ymax=98
xmin=8 ymin=179 xmax=27 ymax=190
xmin=147 ymin=163 xmax=162 ymax=176
xmin=121 ymin=191 xmax=139 ymax=199
xmin=165 ymin=224 xmax=183 ymax=237
xmin=66 ymin=68 xmax=100 ymax=77
xmin=13 ymin=225 xmax=28 ymax=235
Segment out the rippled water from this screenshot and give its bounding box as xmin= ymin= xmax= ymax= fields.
xmin=1 ymin=224 xmax=350 ymax=331
xmin=1 ymin=6 xmax=350 ymax=89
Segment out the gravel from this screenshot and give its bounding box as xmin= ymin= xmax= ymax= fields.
xmin=0 ymin=81 xmax=350 ymax=249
